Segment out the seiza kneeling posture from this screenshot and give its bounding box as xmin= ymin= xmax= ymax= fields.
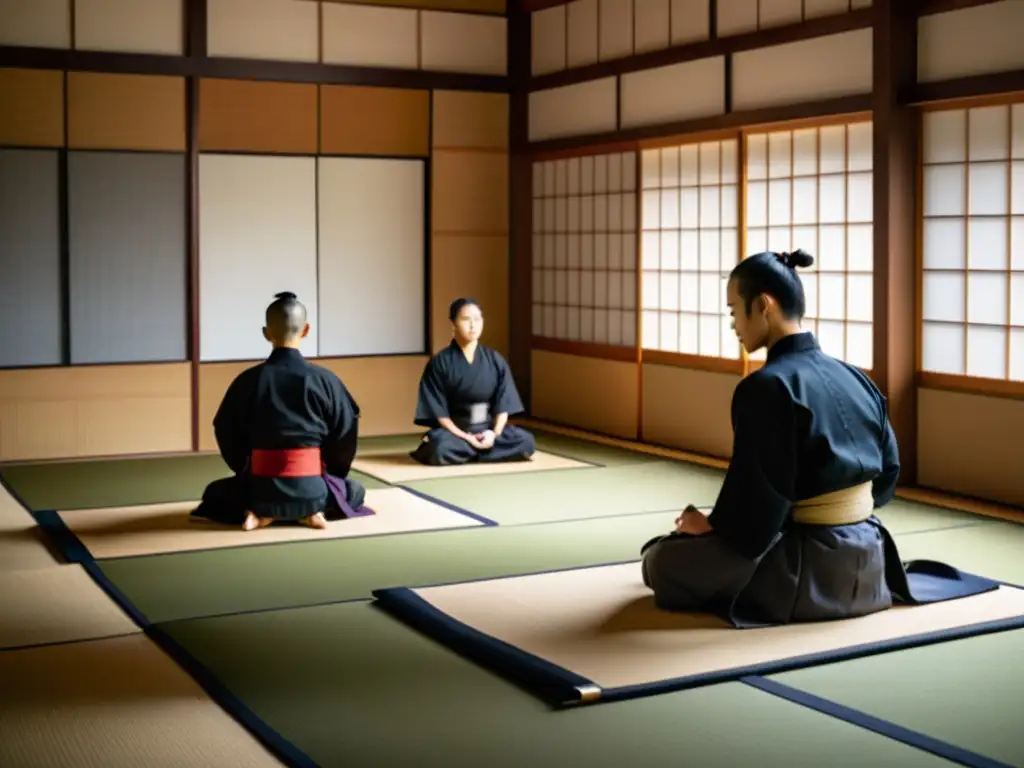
xmin=642 ymin=249 xmax=962 ymax=627
xmin=409 ymin=297 xmax=536 ymax=466
xmin=191 ymin=291 xmax=370 ymax=531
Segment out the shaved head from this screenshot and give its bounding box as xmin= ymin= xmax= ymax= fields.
xmin=264 ymin=291 xmax=308 ymax=345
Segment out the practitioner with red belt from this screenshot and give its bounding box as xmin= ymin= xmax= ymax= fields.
xmin=191 ymin=291 xmax=371 ymax=531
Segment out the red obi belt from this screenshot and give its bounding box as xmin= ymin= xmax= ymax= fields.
xmin=250 ymin=447 xmax=323 ymax=478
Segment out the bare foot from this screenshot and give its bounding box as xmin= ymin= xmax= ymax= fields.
xmin=299 ymin=512 xmax=328 ymax=530
xmin=242 ymin=512 xmax=273 ymax=531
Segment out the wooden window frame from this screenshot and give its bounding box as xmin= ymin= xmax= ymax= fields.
xmin=916 ymin=93 xmax=1024 ymax=400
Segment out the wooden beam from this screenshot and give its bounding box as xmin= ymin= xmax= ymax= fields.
xmin=0 ymin=47 xmax=510 ymax=93
xmin=509 ymin=1 xmax=533 ymax=408
xmin=530 ymin=9 xmax=873 ymax=92
xmin=522 ymin=94 xmax=873 ymax=153
xmin=872 ymin=0 xmax=919 ymax=483
xmin=904 ymin=69 xmax=1024 ymax=106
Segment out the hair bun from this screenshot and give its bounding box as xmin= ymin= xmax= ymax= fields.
xmin=783 ymin=249 xmax=814 ymax=269
xmin=274 ymin=291 xmax=297 ymax=300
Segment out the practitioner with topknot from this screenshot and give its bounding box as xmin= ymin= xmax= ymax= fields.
xmin=192 ymin=292 xmax=370 ymax=531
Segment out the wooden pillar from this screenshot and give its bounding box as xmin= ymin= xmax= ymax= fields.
xmin=508 ymin=1 xmax=533 ymax=408
xmin=871 ymin=0 xmax=918 ymax=483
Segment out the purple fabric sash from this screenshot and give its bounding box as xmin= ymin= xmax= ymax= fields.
xmin=324 ymin=473 xmax=375 ymax=518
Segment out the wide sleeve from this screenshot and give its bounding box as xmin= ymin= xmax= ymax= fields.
xmin=321 ymin=375 xmax=360 ymax=478
xmin=213 ymin=370 xmax=254 ymax=474
xmin=871 ymin=396 xmax=900 ymax=508
xmin=413 ymin=357 xmax=450 ymax=428
xmin=706 ymin=373 xmax=798 ymax=560
xmin=489 ymin=351 xmax=525 ymax=416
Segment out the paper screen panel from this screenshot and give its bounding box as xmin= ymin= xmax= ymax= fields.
xmin=744 ymin=121 xmax=875 ymax=368
xmin=633 ymin=0 xmax=669 ymax=54
xmin=920 ymin=103 xmax=1021 ymax=382
xmin=0 ymin=0 xmax=70 ymax=48
xmin=804 ymin=0 xmax=852 ymax=19
xmin=640 ymin=139 xmax=741 ymax=360
xmin=68 ymin=151 xmax=187 ymax=365
xmin=0 ymin=150 xmax=62 ymax=368
xmin=716 ymin=0 xmax=757 ymax=36
xmin=620 ymin=57 xmax=725 ymax=130
xmin=317 ymin=157 xmax=425 ymax=357
xmin=420 ymin=11 xmax=507 ymax=75
xmin=532 ymin=5 xmax=566 ymax=75
xmin=326 ymin=0 xmax=504 ymax=11
xmin=567 ymin=0 xmax=598 ymax=69
xmin=732 ymin=30 xmax=872 ymax=111
xmin=528 ymin=78 xmax=617 ymax=143
xmin=74 ymin=0 xmax=183 ymax=55
xmin=758 ymin=0 xmax=802 ymax=28
xmin=0 ymin=68 xmax=65 ymax=148
xmin=670 ymin=0 xmax=710 ymax=45
xmin=321 ymin=3 xmax=418 ymax=69
xmin=207 ymin=0 xmax=318 ymax=62
xmin=320 ymin=85 xmax=429 ymax=157
xmin=598 ymin=0 xmax=632 ymax=61
xmin=198 ymin=154 xmax=319 ymax=361
xmin=917 ymin=2 xmax=1024 ymax=84
xmin=531 ymin=151 xmax=638 ymax=346
xmin=66 ymin=72 xmax=186 ymax=151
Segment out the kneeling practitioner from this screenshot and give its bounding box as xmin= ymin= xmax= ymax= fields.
xmin=410 ymin=297 xmax=536 ymax=466
xmin=192 ymin=292 xmax=370 ymax=531
xmin=642 ymin=250 xmax=992 ymax=626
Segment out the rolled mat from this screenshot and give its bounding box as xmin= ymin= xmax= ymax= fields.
xmin=372 ymin=561 xmax=1024 ymax=708
xmin=35 ymin=487 xmax=491 ymax=561
xmin=352 ymin=450 xmax=593 ymax=483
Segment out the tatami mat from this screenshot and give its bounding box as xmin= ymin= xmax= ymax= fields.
xmin=403 ymin=461 xmax=727 ymax=525
xmin=374 ymin=562 xmax=1024 ymax=706
xmin=1 ymin=454 xmax=387 ymax=512
xmin=47 ymin=487 xmax=487 ymax=560
xmin=352 ymin=449 xmax=593 ymax=483
xmin=95 ymin=506 xmax=1009 ymax=626
xmin=99 ymin=511 xmax=675 ymax=623
xmin=0 ymin=479 xmax=59 ymax=572
xmin=156 ymin=601 xmax=957 ymax=767
xmin=771 ymin=629 xmax=1024 ymax=767
xmin=0 ymin=634 xmax=283 ymax=768
xmin=0 ymin=564 xmax=140 ymax=650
